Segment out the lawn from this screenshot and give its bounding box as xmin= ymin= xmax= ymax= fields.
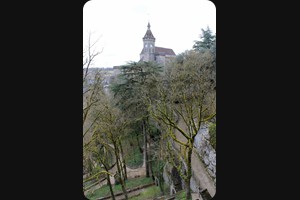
xmin=129 ymin=185 xmax=161 ymax=200
xmin=175 ymin=190 xmax=186 ymax=200
xmin=84 ymin=178 xmax=99 ymax=190
xmin=129 ymin=185 xmax=187 ymax=200
xmin=126 ymin=147 xmax=143 ymax=168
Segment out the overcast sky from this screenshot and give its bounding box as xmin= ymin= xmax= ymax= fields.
xmin=83 ymin=0 xmax=216 ymax=68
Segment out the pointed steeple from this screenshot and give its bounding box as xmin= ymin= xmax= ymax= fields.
xmin=141 ymin=22 xmax=156 ymax=62
xmin=143 ymin=22 xmax=155 ymax=40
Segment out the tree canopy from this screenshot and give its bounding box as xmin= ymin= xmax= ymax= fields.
xmin=193 ymin=26 xmax=216 ymax=52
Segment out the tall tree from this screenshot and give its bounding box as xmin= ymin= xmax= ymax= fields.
xmin=111 ymin=61 xmax=163 ymax=178
xmin=193 ymin=25 xmax=216 ymax=96
xmin=83 ymin=33 xmax=105 ymax=178
xmin=89 ymin=141 xmax=116 ymax=199
xmin=148 ymin=50 xmax=216 ymax=200
xmin=193 ymin=26 xmax=216 ymax=52
xmin=93 ymin=96 xmax=129 ymax=199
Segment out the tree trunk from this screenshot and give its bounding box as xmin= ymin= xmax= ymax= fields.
xmin=114 ymin=143 xmax=128 ymax=199
xmin=148 ymin=133 xmax=154 ymax=180
xmin=185 ymin=147 xmax=193 ymax=200
xmin=143 ymin=120 xmax=150 ymax=177
xmin=136 ymin=131 xmax=143 ymax=153
xmin=158 ymin=174 xmax=164 ymax=195
xmin=106 ymin=173 xmax=115 ymax=200
xmin=118 ymin=162 xmax=128 ymax=200
xmin=118 ymin=139 xmax=127 ymax=180
xmin=100 ymin=159 xmax=115 ymax=200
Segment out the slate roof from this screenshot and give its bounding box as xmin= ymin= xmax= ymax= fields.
xmin=139 ymin=46 xmax=176 ymax=56
xmin=143 ymin=22 xmax=155 ymax=40
xmin=155 ymin=47 xmax=176 ymax=56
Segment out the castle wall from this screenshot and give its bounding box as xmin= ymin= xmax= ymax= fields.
xmin=155 ymin=55 xmax=165 ymax=66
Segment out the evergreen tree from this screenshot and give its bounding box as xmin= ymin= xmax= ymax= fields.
xmin=193 ymin=26 xmax=216 ymax=51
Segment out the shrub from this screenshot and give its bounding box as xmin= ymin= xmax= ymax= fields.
xmin=208 ymin=122 xmax=216 ymax=150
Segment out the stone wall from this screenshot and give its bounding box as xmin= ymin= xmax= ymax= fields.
xmin=162 ymin=123 xmax=216 ymax=196
xmin=155 ymin=55 xmax=165 ymax=66
xmin=194 ymin=123 xmax=216 ymax=183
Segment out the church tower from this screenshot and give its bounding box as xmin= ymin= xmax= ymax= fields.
xmin=140 ymin=22 xmax=155 ymax=62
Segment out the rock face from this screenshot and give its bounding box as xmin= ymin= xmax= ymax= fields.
xmin=194 ymin=123 xmax=216 ymax=183
xmin=162 ymin=122 xmax=216 ymax=197
xmin=190 ymin=176 xmax=198 ymax=192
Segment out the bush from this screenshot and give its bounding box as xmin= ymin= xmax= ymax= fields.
xmin=208 ymin=122 xmax=216 ymax=150
xmin=175 ymin=190 xmax=186 ymax=199
xmin=126 ymin=147 xmax=143 ymax=168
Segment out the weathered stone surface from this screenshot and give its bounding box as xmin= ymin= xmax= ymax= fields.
xmin=163 ymin=163 xmax=171 ymax=186
xmin=190 ymin=176 xmax=198 ymax=192
xmin=194 ymin=123 xmax=216 ymax=183
xmin=162 ymin=122 xmax=216 ymax=196
xmin=209 ymin=151 xmax=216 ymax=166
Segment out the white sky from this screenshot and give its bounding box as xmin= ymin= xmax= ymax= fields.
xmin=83 ymin=0 xmax=216 ymax=68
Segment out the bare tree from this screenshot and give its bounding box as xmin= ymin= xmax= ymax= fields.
xmin=83 ymin=33 xmax=104 ymax=141
xmin=90 ymin=138 xmax=116 ymax=199
xmin=93 ymin=96 xmax=129 ymax=199
xmin=83 ymin=32 xmax=106 ymax=184
xmin=148 ymin=50 xmax=216 ymax=199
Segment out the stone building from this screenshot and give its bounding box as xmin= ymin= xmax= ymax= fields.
xmin=139 ymin=22 xmax=176 ymax=66
xmin=112 ymin=22 xmax=176 ymax=76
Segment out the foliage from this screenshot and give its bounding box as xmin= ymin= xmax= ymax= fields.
xmin=83 ymin=28 xmax=216 ymax=200
xmin=175 ymin=190 xmax=186 ymax=199
xmin=193 ymin=26 xmax=216 ymax=52
xmin=192 ymin=26 xmax=216 ymax=84
xmin=129 ymin=185 xmax=161 ymax=200
xmin=111 ymin=61 xmax=162 ymax=115
xmin=151 ymin=160 xmax=165 ymax=177
xmin=208 ymin=122 xmax=216 ymax=150
xmin=148 ymin=49 xmax=216 ymax=199
xmin=83 ymin=33 xmax=106 ymax=178
xmin=126 ymin=146 xmax=144 ymax=168
xmin=148 ymin=123 xmax=162 ymax=141
xmin=110 ymin=61 xmax=164 ymax=178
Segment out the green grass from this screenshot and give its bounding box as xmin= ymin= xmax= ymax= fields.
xmin=208 ymin=122 xmax=216 ymax=150
xmin=126 ymin=146 xmax=143 ymax=168
xmin=129 ymin=185 xmax=161 ymax=200
xmin=129 ymin=184 xmax=185 ymax=200
xmin=84 ymin=179 xmax=99 ymax=191
xmin=125 ymin=176 xmax=153 ymax=188
xmin=175 ymin=190 xmax=186 ymax=200
xmin=83 ymin=179 xmax=97 ymax=188
xmin=85 ymin=176 xmax=153 ymax=200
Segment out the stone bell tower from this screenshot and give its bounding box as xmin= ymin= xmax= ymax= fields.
xmin=140 ymin=22 xmax=156 ymax=62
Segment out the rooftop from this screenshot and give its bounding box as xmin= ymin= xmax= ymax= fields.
xmin=155 ymin=47 xmax=176 ymax=56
